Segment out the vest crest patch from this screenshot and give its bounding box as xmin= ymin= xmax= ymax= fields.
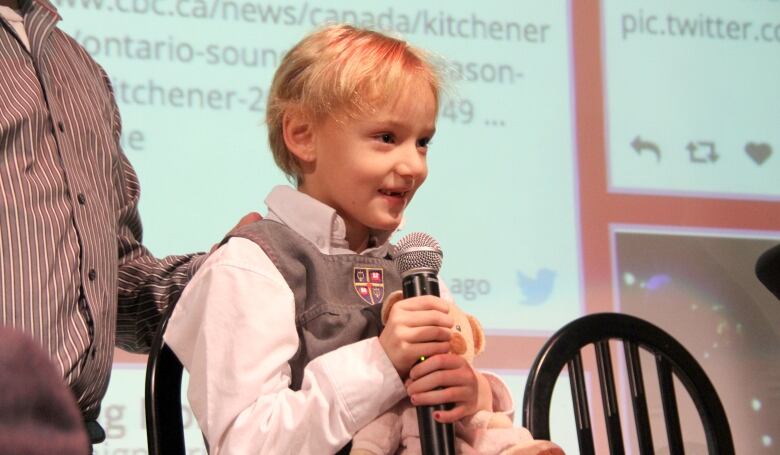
xmin=353 ymin=266 xmax=385 ymax=305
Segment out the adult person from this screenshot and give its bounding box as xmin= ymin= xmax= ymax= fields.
xmin=0 ymin=0 xmax=260 ymax=443
xmin=0 ymin=326 xmax=90 ymax=454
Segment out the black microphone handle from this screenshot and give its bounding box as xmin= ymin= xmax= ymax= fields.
xmin=401 ymin=272 xmax=456 ymax=455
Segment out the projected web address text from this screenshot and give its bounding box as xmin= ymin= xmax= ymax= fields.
xmin=112 ymin=80 xmax=264 ymax=111
xmin=72 ymin=31 xmax=525 ymax=86
xmin=110 ymin=79 xmax=479 ymax=125
xmin=53 ymin=0 xmax=552 ymax=43
xmin=621 ymin=11 xmax=780 ymax=43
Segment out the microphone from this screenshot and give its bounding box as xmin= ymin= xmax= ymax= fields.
xmin=394 ymin=232 xmax=455 ymax=455
xmin=756 ymin=243 xmax=780 ymax=300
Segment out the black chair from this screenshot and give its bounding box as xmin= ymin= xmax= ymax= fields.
xmin=756 ymin=243 xmax=780 ymax=300
xmin=145 ymin=302 xmax=187 ymax=455
xmin=522 ymin=312 xmax=734 ymax=455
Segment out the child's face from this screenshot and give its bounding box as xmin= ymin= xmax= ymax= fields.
xmin=300 ymin=83 xmax=437 ymax=250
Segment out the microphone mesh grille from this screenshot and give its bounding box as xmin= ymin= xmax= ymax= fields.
xmin=394 ymin=232 xmax=443 ymax=275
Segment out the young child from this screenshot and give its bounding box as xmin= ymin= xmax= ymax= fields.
xmin=164 ymin=24 xmax=513 ymax=454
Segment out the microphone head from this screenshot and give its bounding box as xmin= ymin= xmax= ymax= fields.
xmin=394 ymin=232 xmax=443 ymax=277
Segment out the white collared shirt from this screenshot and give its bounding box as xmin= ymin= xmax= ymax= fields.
xmin=165 ymin=185 xmax=513 ymax=454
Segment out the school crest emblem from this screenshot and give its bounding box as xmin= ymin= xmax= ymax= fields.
xmin=353 ymin=266 xmax=385 ymax=305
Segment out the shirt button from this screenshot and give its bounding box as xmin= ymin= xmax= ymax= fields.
xmin=91 ymin=348 xmax=97 ymax=358
xmin=77 ymin=193 xmax=86 ymax=205
xmin=88 ymin=269 xmax=97 ymax=281
xmin=57 ymin=121 xmax=65 ymax=133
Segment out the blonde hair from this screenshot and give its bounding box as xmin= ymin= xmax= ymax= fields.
xmin=266 ymin=24 xmax=442 ymax=183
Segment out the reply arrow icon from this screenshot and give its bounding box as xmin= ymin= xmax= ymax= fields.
xmin=631 ymin=135 xmax=661 ymax=162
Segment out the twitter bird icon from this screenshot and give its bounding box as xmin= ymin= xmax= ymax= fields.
xmin=517 ymin=268 xmax=556 ymax=305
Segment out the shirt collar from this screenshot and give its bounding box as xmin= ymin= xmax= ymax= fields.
xmin=265 ymin=185 xmax=395 ymax=257
xmin=21 ymin=0 xmax=59 ymax=18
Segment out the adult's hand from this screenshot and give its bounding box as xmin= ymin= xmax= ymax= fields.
xmin=210 ymin=212 xmax=263 ymax=253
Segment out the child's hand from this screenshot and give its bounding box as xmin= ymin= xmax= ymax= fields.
xmin=405 ymin=353 xmax=493 ymax=423
xmin=379 ymin=295 xmax=453 ymax=379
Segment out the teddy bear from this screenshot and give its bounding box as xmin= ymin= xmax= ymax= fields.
xmin=350 ymin=291 xmax=564 ymax=455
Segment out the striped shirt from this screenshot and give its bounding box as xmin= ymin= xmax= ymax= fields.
xmin=0 ymin=0 xmax=205 ymax=420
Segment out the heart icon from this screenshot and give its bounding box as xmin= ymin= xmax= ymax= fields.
xmin=745 ymin=142 xmax=772 ymax=165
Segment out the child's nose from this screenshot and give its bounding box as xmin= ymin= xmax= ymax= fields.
xmin=395 ymin=143 xmax=427 ymax=182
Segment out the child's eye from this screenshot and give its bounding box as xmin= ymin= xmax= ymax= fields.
xmin=377 ymin=133 xmax=395 ymax=144
xmin=417 ymin=137 xmax=431 ymax=148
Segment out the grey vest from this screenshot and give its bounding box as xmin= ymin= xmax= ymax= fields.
xmin=228 ymin=220 xmax=401 ymax=391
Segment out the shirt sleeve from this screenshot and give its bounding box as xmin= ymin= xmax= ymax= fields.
xmin=164 ymin=237 xmax=406 ymax=454
xmin=102 ymin=68 xmax=206 ymax=352
xmin=112 ymin=142 xmax=206 ymax=352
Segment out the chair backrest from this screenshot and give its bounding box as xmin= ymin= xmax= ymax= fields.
xmin=522 ymin=312 xmax=734 ymax=455
xmin=756 ymin=243 xmax=780 ymax=300
xmin=145 ymin=302 xmax=186 ymax=455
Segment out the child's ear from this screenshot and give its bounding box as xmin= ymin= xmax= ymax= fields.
xmin=282 ymin=108 xmax=316 ymax=163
